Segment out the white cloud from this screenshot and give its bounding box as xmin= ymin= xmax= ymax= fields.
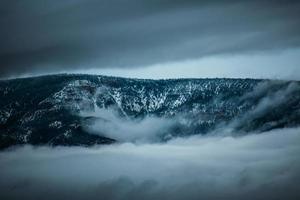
xmin=0 ymin=127 xmax=299 ymax=200
xmin=81 ymin=108 xmax=175 ymax=143
xmin=75 ymin=48 xmax=300 ymax=80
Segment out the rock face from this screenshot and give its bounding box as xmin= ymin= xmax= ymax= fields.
xmin=0 ymin=74 xmax=300 ymax=149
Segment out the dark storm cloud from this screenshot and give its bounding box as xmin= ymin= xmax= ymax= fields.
xmin=0 ymin=0 xmax=300 ymax=77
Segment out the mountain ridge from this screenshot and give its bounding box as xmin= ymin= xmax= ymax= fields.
xmin=1 ymin=74 xmax=299 ymax=149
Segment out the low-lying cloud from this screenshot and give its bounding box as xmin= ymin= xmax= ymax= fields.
xmin=81 ymin=108 xmax=175 ymax=143
xmin=221 ymin=81 xmax=300 ymax=133
xmin=0 ymin=127 xmax=300 ymax=200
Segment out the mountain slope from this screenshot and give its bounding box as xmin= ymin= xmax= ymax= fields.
xmin=0 ymin=74 xmax=299 ymax=149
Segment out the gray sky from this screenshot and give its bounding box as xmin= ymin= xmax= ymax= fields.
xmin=1 ymin=0 xmax=300 ymax=79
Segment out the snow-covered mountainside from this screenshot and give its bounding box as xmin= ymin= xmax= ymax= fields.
xmin=0 ymin=74 xmax=300 ymax=149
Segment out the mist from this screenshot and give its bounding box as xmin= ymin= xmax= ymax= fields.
xmin=81 ymin=108 xmax=175 ymax=143
xmin=0 ymin=127 xmax=299 ymax=200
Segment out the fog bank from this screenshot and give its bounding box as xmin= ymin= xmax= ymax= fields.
xmin=0 ymin=127 xmax=299 ymax=200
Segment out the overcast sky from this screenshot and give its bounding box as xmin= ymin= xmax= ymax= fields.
xmin=1 ymin=0 xmax=300 ymax=79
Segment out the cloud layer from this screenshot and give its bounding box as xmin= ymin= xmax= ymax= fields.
xmin=0 ymin=127 xmax=300 ymax=200
xmin=1 ymin=0 xmax=300 ymax=77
